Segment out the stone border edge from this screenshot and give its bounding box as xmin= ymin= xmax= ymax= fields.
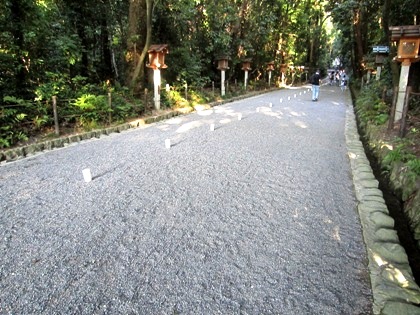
xmin=346 ymin=104 xmax=420 ymax=315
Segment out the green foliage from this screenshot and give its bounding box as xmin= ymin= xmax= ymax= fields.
xmin=163 ymin=89 xmax=189 ymax=109
xmin=382 ymin=146 xmax=404 ymax=167
xmin=111 ymin=93 xmax=143 ymax=122
xmin=72 ymin=94 xmax=109 ymax=130
xmin=35 ymin=72 xmax=70 ymax=101
xmin=406 ymin=158 xmax=420 ymax=177
xmin=373 ymin=113 xmax=389 ymax=125
xmin=355 ymin=82 xmax=390 ymax=125
xmin=0 ymin=97 xmax=31 ymax=148
xmin=382 ymin=141 xmax=417 ymax=172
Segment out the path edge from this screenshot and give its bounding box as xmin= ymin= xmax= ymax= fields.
xmin=345 ymin=100 xmax=420 ymax=315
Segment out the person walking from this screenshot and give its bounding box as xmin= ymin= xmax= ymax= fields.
xmin=340 ymin=70 xmax=348 ymax=91
xmin=328 ymin=71 xmax=334 ymax=85
xmin=310 ymin=69 xmax=321 ymax=101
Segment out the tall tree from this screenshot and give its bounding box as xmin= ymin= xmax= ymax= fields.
xmin=126 ymin=0 xmax=153 ymax=91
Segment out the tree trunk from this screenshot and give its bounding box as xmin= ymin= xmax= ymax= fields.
xmin=10 ymin=0 xmax=28 ymax=95
xmin=126 ymin=0 xmax=152 ymax=92
xmin=353 ymin=7 xmax=364 ymax=78
xmin=100 ymin=16 xmax=113 ymax=81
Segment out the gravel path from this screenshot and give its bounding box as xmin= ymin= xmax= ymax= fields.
xmin=0 ymin=85 xmax=373 ymax=314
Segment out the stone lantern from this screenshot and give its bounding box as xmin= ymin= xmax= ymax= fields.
xmin=267 ymin=61 xmax=275 ymax=87
xmin=372 ymin=46 xmax=389 ymax=80
xmin=241 ymin=59 xmax=252 ymax=90
xmin=217 ymin=56 xmax=230 ymax=96
xmin=389 ymin=25 xmax=420 ymax=122
xmin=146 ymin=44 xmax=168 ymax=110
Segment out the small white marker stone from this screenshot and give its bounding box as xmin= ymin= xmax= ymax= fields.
xmin=238 ymin=113 xmax=242 ymax=121
xmin=280 ymin=98 xmax=283 ymax=103
xmin=256 ymin=107 xmax=260 ymax=112
xmin=294 ymin=94 xmax=296 ymax=98
xmin=288 ymin=96 xmax=291 ymax=100
xmin=210 ymin=123 xmax=215 ymax=131
xmin=82 ymin=168 xmax=92 ymax=183
xmin=165 ymin=139 xmax=171 ymax=149
xmin=269 ymin=102 xmax=273 ymax=108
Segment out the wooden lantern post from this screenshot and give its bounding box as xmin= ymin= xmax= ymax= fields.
xmin=367 ymin=67 xmax=374 ymax=84
xmin=372 ymin=46 xmax=389 ymax=80
xmin=267 ymin=61 xmax=275 ymax=87
xmin=364 ymin=61 xmax=375 ymax=84
xmin=241 ymin=59 xmax=252 ymax=90
xmin=389 ymin=25 xmax=420 ymax=122
xmin=146 ymin=44 xmax=168 ymax=110
xmin=217 ymin=56 xmax=230 ymax=96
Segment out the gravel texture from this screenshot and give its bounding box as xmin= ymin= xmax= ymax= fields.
xmin=0 ymin=86 xmax=373 ymax=314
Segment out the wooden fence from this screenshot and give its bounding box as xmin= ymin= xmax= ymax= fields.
xmin=388 ymin=86 xmax=420 ymax=137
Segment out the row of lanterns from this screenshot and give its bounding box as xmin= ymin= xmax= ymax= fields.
xmin=145 ymin=44 xmax=291 ymax=109
xmin=146 ymin=24 xmax=419 ymax=114
xmin=215 ymin=57 xmax=288 ymax=96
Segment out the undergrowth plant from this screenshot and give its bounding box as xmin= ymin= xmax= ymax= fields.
xmin=355 ymin=82 xmax=389 ymax=126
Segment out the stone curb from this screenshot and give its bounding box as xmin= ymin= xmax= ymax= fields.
xmin=346 ymin=105 xmax=420 ymax=315
xmin=0 ymin=88 xmax=278 ymax=164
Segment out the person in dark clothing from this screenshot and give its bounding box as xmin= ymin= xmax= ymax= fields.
xmin=310 ymin=70 xmax=321 ymax=101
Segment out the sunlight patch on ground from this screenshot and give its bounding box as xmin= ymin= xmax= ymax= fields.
xmin=196 ymin=109 xmax=214 ymax=116
xmin=176 ymin=121 xmax=203 ymax=133
xmin=294 ymin=120 xmax=308 ymax=129
xmin=263 ymin=111 xmax=281 ymax=118
xmin=290 ymin=111 xmax=302 ymax=117
xmin=282 ymin=107 xmax=307 ymax=118
xmin=157 ymin=125 xmax=170 ymax=131
xmin=214 ymin=107 xmax=235 ymax=115
xmin=373 ymin=252 xmax=410 ymax=288
xmin=219 ymin=118 xmax=232 ymax=124
xmin=258 ymin=107 xmax=272 ymax=113
xmin=348 ymin=152 xmax=359 ymax=159
xmin=166 ymin=117 xmax=185 ymax=125
xmin=381 ymin=143 xmax=393 ymax=150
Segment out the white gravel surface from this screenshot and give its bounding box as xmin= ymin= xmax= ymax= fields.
xmin=0 ymin=85 xmax=373 ymax=314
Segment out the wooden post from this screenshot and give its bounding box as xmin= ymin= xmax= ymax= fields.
xmin=108 ymin=92 xmax=112 ymax=125
xmin=52 ymin=96 xmax=59 ymax=135
xmin=185 ymin=83 xmax=188 ymax=100
xmin=395 ymin=59 xmax=411 ymax=122
xmin=221 ymin=70 xmax=226 ymax=96
xmin=212 ymin=81 xmax=215 ymax=95
xmin=399 ymin=86 xmax=412 ymax=138
xmin=381 ymin=86 xmax=387 ymax=101
xmin=144 ymin=88 xmax=148 ymax=110
xmin=388 ymin=86 xmax=399 ymax=132
xmin=153 ymin=69 xmax=161 ymax=110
